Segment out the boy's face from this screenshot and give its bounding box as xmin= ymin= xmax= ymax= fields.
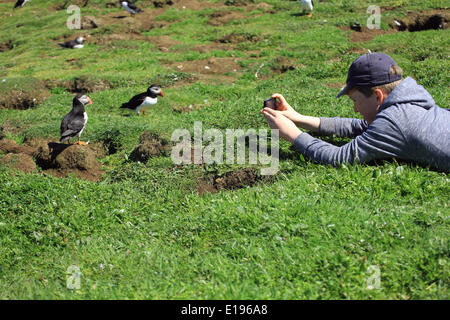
xmin=348 ymin=89 xmax=380 ymax=124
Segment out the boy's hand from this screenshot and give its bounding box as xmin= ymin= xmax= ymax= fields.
xmin=268 ymin=93 xmax=303 ymax=124
xmin=261 ymin=107 xmax=302 ymax=143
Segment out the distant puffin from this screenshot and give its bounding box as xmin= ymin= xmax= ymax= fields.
xmin=58 ymin=36 xmax=86 ymax=49
xmin=14 ymin=0 xmax=29 ymax=9
xmin=301 ymin=0 xmax=313 ymax=18
xmin=120 ymin=85 xmax=164 ymax=116
xmin=60 ymin=94 xmax=92 ymax=145
xmin=120 ymin=1 xmax=142 ymax=15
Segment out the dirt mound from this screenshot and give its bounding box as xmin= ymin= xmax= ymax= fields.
xmin=0 ymin=40 xmax=13 ymax=52
xmin=207 ymin=10 xmax=246 ymax=26
xmin=0 ymin=139 xmax=35 ymax=155
xmin=270 ymin=56 xmax=303 ymax=74
xmin=45 ymin=76 xmax=111 ymax=93
xmin=225 ymin=0 xmax=254 ymax=6
xmin=391 ymin=13 xmax=448 ymax=32
xmin=216 ymin=32 xmax=262 ymax=44
xmin=0 ymin=153 xmax=36 ymax=174
xmin=0 ymin=78 xmax=50 ymax=110
xmin=0 ymin=137 xmax=105 ymax=181
xmin=35 ymin=142 xmax=103 ymax=181
xmin=129 ymin=131 xmax=170 ymax=162
xmin=52 ymin=0 xmax=91 ymax=10
xmin=0 ymin=120 xmax=24 ymax=138
xmin=81 ymin=16 xmax=100 ymax=29
xmin=152 ymin=0 xmax=174 ymax=7
xmin=197 ymin=167 xmax=274 ymax=195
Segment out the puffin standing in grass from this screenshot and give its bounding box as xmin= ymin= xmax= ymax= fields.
xmin=120 ymin=85 xmax=164 ymax=116
xmin=60 ymin=94 xmax=92 ymax=145
xmin=301 ymin=0 xmax=313 ymax=18
xmin=59 ymin=36 xmax=86 ymax=49
xmin=120 ymin=0 xmax=142 ymax=15
xmin=14 ymin=0 xmax=29 ymax=9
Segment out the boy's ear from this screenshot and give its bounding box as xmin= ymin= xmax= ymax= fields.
xmin=374 ymin=88 xmax=386 ymax=106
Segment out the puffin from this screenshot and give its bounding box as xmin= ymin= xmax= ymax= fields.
xmin=58 ymin=36 xmax=86 ymax=49
xmin=120 ymin=85 xmax=164 ymax=116
xmin=14 ymin=0 xmax=29 ymax=9
xmin=120 ymin=1 xmax=142 ymax=15
xmin=60 ymin=94 xmax=92 ymax=145
xmin=301 ymin=0 xmax=313 ymax=18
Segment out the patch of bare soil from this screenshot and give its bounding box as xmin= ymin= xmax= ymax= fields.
xmin=343 ymin=26 xmax=398 ymax=43
xmin=196 ymin=167 xmax=274 ymax=196
xmin=190 ymin=42 xmax=232 ymax=53
xmin=0 ymin=79 xmax=50 ymax=110
xmin=0 ymin=153 xmax=36 ymax=174
xmin=207 ymin=2 xmax=273 ymax=26
xmin=148 ymin=35 xmax=183 ymax=51
xmin=167 ymin=57 xmax=241 ymax=83
xmin=129 ymin=131 xmax=170 ymax=162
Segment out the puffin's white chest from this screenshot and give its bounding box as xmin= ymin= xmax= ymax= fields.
xmin=136 ymin=97 xmax=157 ymax=114
xmin=122 ymin=2 xmax=136 ymax=14
xmin=78 ymin=112 xmax=88 ymax=137
xmin=73 ymin=44 xmax=84 ymax=49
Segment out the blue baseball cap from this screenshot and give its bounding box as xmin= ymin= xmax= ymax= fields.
xmin=337 ymin=53 xmax=402 ymax=98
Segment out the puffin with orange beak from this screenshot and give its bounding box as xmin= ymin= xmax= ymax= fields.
xmin=58 ymin=36 xmax=86 ymax=49
xmin=120 ymin=84 xmax=164 ymax=116
xmin=60 ymin=94 xmax=92 ymax=145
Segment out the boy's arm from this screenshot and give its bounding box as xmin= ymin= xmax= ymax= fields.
xmin=293 ymin=114 xmax=406 ymax=166
xmin=317 ymin=117 xmax=369 ymax=138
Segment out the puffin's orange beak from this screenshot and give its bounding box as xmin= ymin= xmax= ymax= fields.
xmin=160 ymin=90 xmax=164 ymax=97
xmin=88 ymin=98 xmax=93 ymax=105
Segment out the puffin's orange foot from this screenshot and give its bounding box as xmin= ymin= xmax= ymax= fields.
xmin=76 ymin=140 xmax=88 ymax=146
xmin=307 ymin=13 xmax=312 ymax=18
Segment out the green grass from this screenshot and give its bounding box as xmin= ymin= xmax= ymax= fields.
xmin=0 ymin=0 xmax=449 ymax=299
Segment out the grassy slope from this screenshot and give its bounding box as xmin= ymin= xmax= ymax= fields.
xmin=0 ymin=0 xmax=449 ymax=299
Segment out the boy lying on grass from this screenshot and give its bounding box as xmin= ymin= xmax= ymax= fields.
xmin=261 ymin=52 xmax=449 ymax=172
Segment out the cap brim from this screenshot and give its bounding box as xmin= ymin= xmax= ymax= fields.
xmin=336 ymin=85 xmax=350 ymax=98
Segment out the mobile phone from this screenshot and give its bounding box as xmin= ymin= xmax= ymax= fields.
xmin=263 ymin=97 xmax=277 ymax=109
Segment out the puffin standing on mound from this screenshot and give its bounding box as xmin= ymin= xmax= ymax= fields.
xmin=60 ymin=94 xmax=92 ymax=145
xmin=59 ymin=36 xmax=86 ymax=49
xmin=120 ymin=0 xmax=142 ymax=15
xmin=14 ymin=0 xmax=29 ymax=9
xmin=301 ymin=0 xmax=313 ymax=18
xmin=120 ymin=85 xmax=164 ymax=116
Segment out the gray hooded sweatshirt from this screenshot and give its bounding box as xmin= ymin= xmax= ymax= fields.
xmin=293 ymin=77 xmax=450 ymax=172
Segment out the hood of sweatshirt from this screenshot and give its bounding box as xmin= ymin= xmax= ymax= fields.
xmin=378 ymin=77 xmax=436 ymax=113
